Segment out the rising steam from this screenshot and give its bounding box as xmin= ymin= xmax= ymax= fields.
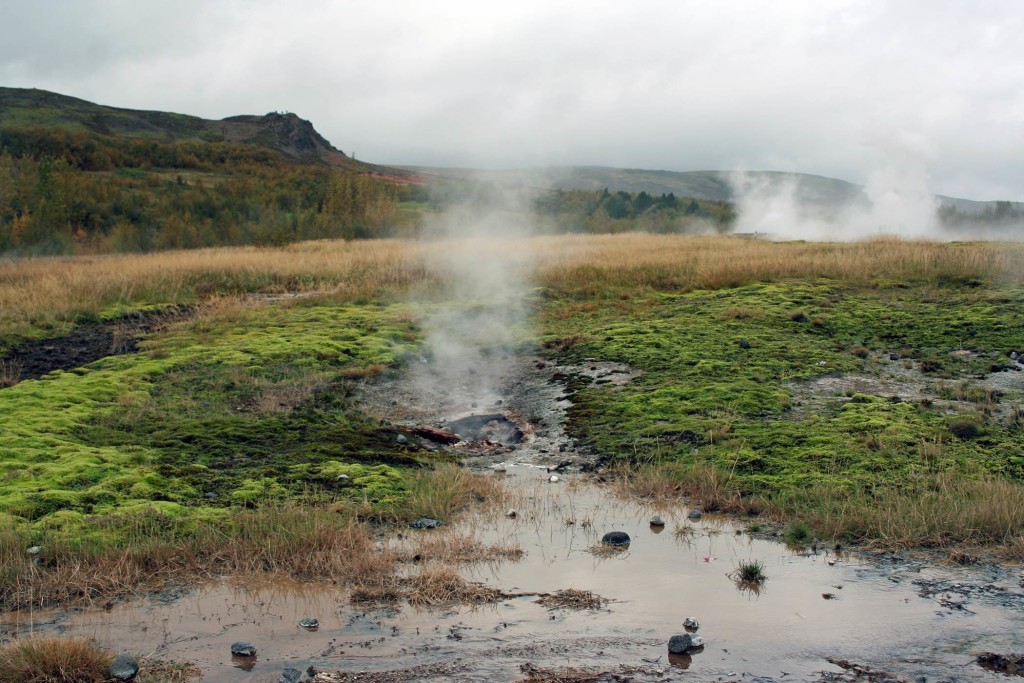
xmin=411 ymin=181 xmax=538 ymax=416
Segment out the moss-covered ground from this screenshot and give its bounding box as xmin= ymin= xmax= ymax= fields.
xmin=542 ymin=279 xmax=1024 ymax=509
xmin=0 ymin=298 xmax=443 ymax=541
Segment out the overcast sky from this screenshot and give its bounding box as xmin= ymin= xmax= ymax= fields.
xmin=1 ymin=0 xmax=1022 ymax=200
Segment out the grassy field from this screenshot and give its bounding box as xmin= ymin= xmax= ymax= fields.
xmin=1 ymin=234 xmax=1023 ymax=610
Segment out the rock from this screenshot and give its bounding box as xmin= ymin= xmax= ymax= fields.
xmin=203 ymin=492 xmax=218 ymax=499
xmin=549 ymin=475 xmax=560 ymax=483
xmin=412 ymin=426 xmax=460 ymax=444
xmin=491 ymin=464 xmax=507 ymax=473
xmin=411 ymin=517 xmax=442 ymax=529
xmin=889 ymin=353 xmax=900 ymax=361
xmin=649 ymin=515 xmax=665 ymax=527
xmin=668 ymin=634 xmax=694 ymax=654
xmin=298 ymin=617 xmax=319 ymax=629
xmin=688 ymin=509 xmax=702 ymax=520
xmin=26 ymin=546 xmax=42 ymax=556
xmin=1011 ymin=351 xmax=1019 ymax=360
xmin=505 ymin=509 xmax=517 ymax=518
xmin=396 ymin=434 xmax=409 ymax=445
xmin=231 ymin=641 xmax=257 ymax=657
xmin=601 ymin=531 xmax=631 ymax=547
xmin=279 ymin=667 xmax=316 ymax=683
xmin=109 ymin=654 xmax=140 ymax=681
xmin=739 ymin=339 xmax=751 ymax=349
xmin=336 ymin=474 xmax=349 ymax=482
xmin=683 ymin=617 xmax=699 ymax=631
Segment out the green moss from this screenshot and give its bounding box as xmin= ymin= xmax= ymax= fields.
xmin=0 ymin=301 xmax=441 ymax=533
xmin=544 ymin=280 xmax=1024 ymax=499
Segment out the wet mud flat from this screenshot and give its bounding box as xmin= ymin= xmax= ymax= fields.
xmin=5 ymin=469 xmax=1024 ymax=682
xmin=5 ymin=352 xmax=1024 ymax=682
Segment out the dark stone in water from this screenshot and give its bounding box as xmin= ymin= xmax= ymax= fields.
xmin=279 ymin=667 xmax=316 ymax=683
xmin=411 ymin=518 xmax=442 ymax=529
xmin=109 ymin=654 xmax=140 ymax=681
xmin=231 ymin=641 xmax=257 ymax=656
xmin=688 ymin=509 xmax=702 ymax=520
xmin=298 ymin=617 xmax=319 ymax=629
xmin=446 ymin=414 xmax=524 ymax=446
xmin=668 ymin=633 xmax=705 ymax=654
xmin=601 ymin=531 xmax=630 ymax=546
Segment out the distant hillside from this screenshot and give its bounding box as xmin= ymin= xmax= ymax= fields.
xmin=404 ymin=165 xmax=1022 ymax=215
xmin=0 ymin=87 xmax=414 ymax=176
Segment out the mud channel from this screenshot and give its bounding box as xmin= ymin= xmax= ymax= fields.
xmin=5 ymin=355 xmax=1024 ymax=682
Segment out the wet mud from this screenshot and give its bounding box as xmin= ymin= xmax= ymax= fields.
xmin=0 ymin=304 xmax=193 ymax=385
xmin=5 ymin=353 xmax=1024 ymax=682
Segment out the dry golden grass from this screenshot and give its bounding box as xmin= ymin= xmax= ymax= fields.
xmin=611 ymin=460 xmax=763 ymax=515
xmin=0 ymin=505 xmax=390 ymax=611
xmin=2 ymin=234 xmax=1020 ymax=343
xmin=534 ymin=588 xmax=607 ymax=610
xmin=400 ymin=463 xmax=506 ymax=523
xmin=0 ymin=636 xmax=111 ymax=683
xmin=789 ymin=473 xmax=1024 ymax=550
xmin=405 ymin=564 xmax=504 ymax=606
xmin=0 ymin=467 xmax=512 ymax=611
xmin=403 ymin=534 xmax=524 ymax=565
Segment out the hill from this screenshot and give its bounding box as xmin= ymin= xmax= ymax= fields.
xmin=0 ymin=87 xmax=371 ymax=169
xmin=0 ymin=88 xmax=419 ymax=254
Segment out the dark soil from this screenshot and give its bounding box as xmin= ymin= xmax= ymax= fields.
xmin=1 ymin=305 xmax=193 ymax=385
xmin=977 ymin=652 xmax=1024 ymax=676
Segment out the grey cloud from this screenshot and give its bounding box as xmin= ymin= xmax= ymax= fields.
xmin=2 ymin=0 xmax=1023 ymax=199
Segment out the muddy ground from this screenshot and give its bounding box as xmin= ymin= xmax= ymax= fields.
xmin=0 ymin=304 xmax=193 ymax=385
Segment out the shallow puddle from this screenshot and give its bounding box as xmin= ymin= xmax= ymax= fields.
xmin=6 ymin=466 xmax=1023 ymax=682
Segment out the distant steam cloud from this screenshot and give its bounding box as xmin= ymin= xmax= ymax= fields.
xmin=731 ymin=131 xmax=944 ymax=240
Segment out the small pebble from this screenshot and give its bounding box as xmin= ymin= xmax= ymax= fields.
xmin=688 ymin=509 xmax=702 ymax=520
xmin=505 ymin=509 xmax=517 ymax=518
xmin=231 ymin=642 xmax=257 ymax=657
xmin=649 ymin=515 xmax=665 ymax=527
xmin=298 ymin=618 xmax=319 ymax=629
xmin=549 ymin=475 xmax=560 ymax=483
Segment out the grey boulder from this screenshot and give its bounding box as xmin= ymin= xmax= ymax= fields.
xmin=109 ymin=654 xmax=140 ymax=681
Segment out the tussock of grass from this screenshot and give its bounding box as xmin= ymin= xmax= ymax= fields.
xmin=732 ymin=559 xmax=767 ymax=584
xmin=399 ymin=464 xmax=505 ymax=523
xmin=0 ymin=636 xmax=111 ymax=683
xmin=406 ymin=564 xmax=504 ymax=606
xmin=535 ymin=588 xmax=607 ymax=610
xmin=612 ymin=460 xmax=761 ymax=515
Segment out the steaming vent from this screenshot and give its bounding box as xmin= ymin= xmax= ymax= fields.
xmin=446 ymin=413 xmax=524 ymax=446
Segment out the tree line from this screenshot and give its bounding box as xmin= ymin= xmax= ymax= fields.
xmin=535 ymin=188 xmax=736 ymax=233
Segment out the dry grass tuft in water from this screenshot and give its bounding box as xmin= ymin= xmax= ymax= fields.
xmin=535 ymin=588 xmax=607 ymax=610
xmin=0 ymin=636 xmax=112 ymax=683
xmin=403 ymin=534 xmax=524 ymax=565
xmin=406 ymin=564 xmax=505 ymax=606
xmin=400 ymin=464 xmax=506 ymax=523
